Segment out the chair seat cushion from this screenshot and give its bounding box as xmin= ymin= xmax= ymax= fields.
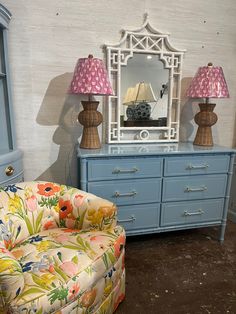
xmin=8 ymin=225 xmax=125 ymax=313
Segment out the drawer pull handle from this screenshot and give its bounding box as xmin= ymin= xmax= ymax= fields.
xmin=113 ymin=167 xmax=139 ymax=174
xmin=185 ymin=186 xmax=207 ymax=192
xmin=118 ymin=215 xmax=136 ymax=223
xmin=186 ymin=163 xmax=209 ymax=170
xmin=183 ymin=209 xmax=204 ymax=216
xmin=114 ymin=191 xmax=137 ymax=198
xmin=5 ymin=165 xmax=15 ymax=176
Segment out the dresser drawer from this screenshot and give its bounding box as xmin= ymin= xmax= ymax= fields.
xmin=164 ymin=155 xmax=229 ymax=176
xmin=118 ymin=203 xmax=160 ymax=231
xmin=88 ymin=178 xmax=161 ymax=205
xmin=0 ymin=152 xmax=24 ymax=186
xmin=161 ymin=199 xmax=224 ymax=227
xmin=0 ymin=173 xmax=24 ymax=187
xmin=162 ymin=174 xmax=227 ymax=202
xmin=87 ymin=157 xmax=163 ymax=181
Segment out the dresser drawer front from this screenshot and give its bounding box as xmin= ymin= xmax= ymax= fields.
xmin=118 ymin=203 xmax=160 ymax=231
xmin=87 ymin=157 xmax=163 ymax=181
xmin=164 ymin=155 xmax=229 ymax=176
xmin=161 ymin=199 xmax=224 ymax=226
xmin=162 ymin=174 xmax=227 ymax=202
xmin=0 ymin=159 xmax=23 ymax=185
xmin=88 ymin=178 xmax=161 ymax=205
xmin=0 ymin=174 xmax=24 ymax=187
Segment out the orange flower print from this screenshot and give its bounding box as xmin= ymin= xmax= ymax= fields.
xmin=0 ymin=247 xmax=9 ymax=254
xmin=37 ymin=182 xmax=60 ymax=197
xmin=4 ymin=239 xmax=14 ymax=250
xmin=59 ymin=199 xmax=73 ymax=219
xmin=74 ymin=194 xmax=86 ymax=207
xmin=114 ymin=234 xmax=126 ymax=258
xmin=62 ymin=228 xmax=80 ymax=233
xmin=113 ymin=293 xmax=125 ymax=311
xmin=69 ymin=283 xmax=80 ymax=300
xmin=11 ymin=249 xmax=24 ymax=259
xmin=81 ymin=288 xmax=97 ymax=308
xmin=43 ymin=220 xmax=57 ymax=230
xmin=48 ymin=264 xmax=55 ymax=273
xmin=0 ymin=247 xmax=14 ymax=258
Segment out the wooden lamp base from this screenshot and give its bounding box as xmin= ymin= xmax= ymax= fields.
xmin=78 ymin=101 xmax=103 ymax=149
xmin=193 ymin=103 xmax=218 ymax=146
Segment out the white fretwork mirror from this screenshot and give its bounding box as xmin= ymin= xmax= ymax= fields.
xmin=105 ymin=14 xmax=186 ymax=143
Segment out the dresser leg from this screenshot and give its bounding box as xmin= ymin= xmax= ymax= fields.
xmin=220 ymin=153 xmax=236 ymax=243
xmin=219 ymin=222 xmax=226 ymax=243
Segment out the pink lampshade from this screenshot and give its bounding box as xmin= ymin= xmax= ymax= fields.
xmin=68 ymin=54 xmax=113 ymax=95
xmin=186 ymin=63 xmax=229 ymax=99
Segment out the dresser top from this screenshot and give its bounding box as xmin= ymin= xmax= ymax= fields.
xmin=77 ymin=142 xmax=235 ymax=158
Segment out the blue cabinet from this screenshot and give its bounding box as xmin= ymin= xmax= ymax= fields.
xmin=77 ymin=143 xmax=235 ymax=241
xmin=0 ymin=5 xmax=23 ymax=186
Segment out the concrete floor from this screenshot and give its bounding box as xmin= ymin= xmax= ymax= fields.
xmin=116 ymin=221 xmax=236 ymax=314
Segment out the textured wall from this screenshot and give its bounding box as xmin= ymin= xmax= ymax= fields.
xmin=2 ymin=0 xmax=236 ymax=185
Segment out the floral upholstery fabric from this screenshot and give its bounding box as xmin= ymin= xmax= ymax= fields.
xmin=0 ymin=182 xmax=125 ymax=314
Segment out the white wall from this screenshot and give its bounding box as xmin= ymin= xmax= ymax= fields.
xmin=2 ymin=0 xmax=236 ymax=185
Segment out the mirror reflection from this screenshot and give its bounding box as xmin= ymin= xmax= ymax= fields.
xmin=121 ymin=54 xmax=169 ymax=127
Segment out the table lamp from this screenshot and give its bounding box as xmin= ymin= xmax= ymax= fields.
xmin=186 ymin=62 xmax=229 ymax=146
xmin=123 ymin=82 xmax=157 ymax=121
xmin=68 ymin=55 xmax=113 ymax=149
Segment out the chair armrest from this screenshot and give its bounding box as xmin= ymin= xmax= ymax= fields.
xmin=59 ymin=188 xmax=117 ymax=231
xmin=0 ymin=246 xmax=24 ymax=308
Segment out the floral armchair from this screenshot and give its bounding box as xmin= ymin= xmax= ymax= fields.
xmin=0 ymin=181 xmax=125 ymax=314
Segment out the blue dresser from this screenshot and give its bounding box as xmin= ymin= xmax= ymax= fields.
xmin=77 ymin=143 xmax=235 ymax=241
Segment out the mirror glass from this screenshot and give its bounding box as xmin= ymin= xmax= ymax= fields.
xmin=121 ymin=54 xmax=168 ymax=127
